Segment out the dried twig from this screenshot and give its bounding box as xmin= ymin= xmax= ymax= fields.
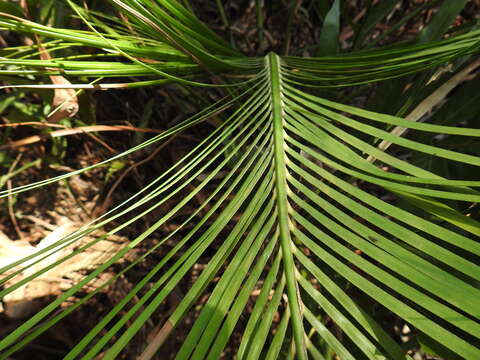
xmin=0 ymin=125 xmax=163 ymax=151
xmin=0 ymin=120 xmax=67 ymax=129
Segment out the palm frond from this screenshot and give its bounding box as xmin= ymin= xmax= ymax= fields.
xmin=0 ymin=1 xmax=479 ymax=359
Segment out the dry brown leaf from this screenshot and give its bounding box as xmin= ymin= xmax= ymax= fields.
xmin=19 ymin=0 xmax=79 ymax=123
xmin=38 ymin=49 xmax=79 ymax=123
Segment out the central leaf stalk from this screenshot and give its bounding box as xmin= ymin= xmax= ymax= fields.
xmin=267 ymin=52 xmax=307 ymax=359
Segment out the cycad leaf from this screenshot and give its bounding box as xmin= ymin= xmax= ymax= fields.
xmin=93 ymin=55 xmax=480 ymax=359
xmin=1 ymin=3 xmax=479 ymax=359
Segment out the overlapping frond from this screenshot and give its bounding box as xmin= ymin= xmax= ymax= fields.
xmin=2 ymin=51 xmax=479 ymax=359
xmin=1 ymin=5 xmax=479 ymax=87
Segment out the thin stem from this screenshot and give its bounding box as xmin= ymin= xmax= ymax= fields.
xmin=215 ymin=0 xmax=229 ymax=30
